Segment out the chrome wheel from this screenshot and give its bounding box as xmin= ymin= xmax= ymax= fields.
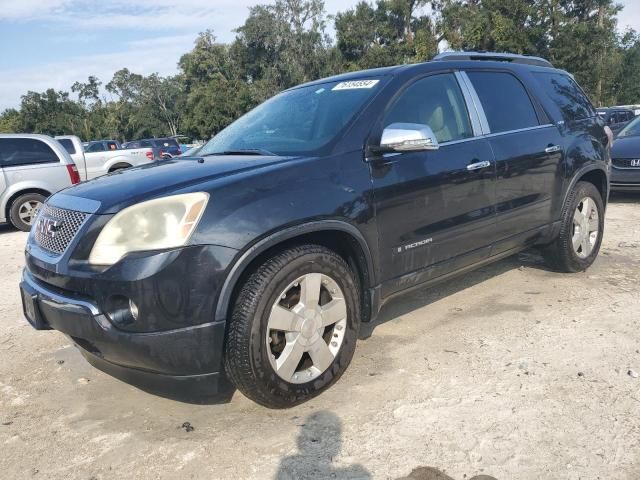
xmin=18 ymin=200 xmax=42 ymax=226
xmin=572 ymin=196 xmax=599 ymax=259
xmin=266 ymin=273 xmax=347 ymax=384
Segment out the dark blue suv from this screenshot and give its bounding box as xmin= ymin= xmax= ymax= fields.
xmin=20 ymin=52 xmax=611 ymax=408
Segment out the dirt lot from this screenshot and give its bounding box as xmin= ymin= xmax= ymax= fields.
xmin=1 ymin=195 xmax=639 ymax=480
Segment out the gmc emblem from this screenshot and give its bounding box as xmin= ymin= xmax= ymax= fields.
xmin=37 ymin=216 xmax=64 ymax=238
xmin=631 ymin=159 xmax=640 ymax=167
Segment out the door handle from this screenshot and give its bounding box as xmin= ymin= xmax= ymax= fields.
xmin=466 ymin=160 xmax=491 ymax=171
xmin=545 ymin=145 xmax=562 ymax=154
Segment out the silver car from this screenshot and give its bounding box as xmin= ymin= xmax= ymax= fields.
xmin=0 ymin=134 xmax=79 ymax=231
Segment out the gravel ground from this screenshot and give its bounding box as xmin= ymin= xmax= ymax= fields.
xmin=1 ymin=194 xmax=639 ymax=480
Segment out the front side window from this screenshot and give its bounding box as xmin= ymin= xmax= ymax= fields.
xmin=384 ymin=73 xmax=473 ymax=144
xmin=533 ymin=72 xmax=595 ymax=123
xmin=0 ymin=138 xmax=59 ymax=167
xmin=467 ymin=71 xmax=539 ymax=133
xmin=199 ymin=78 xmax=385 ymax=156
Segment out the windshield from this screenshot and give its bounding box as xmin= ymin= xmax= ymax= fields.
xmin=617 ymin=115 xmax=640 ymax=138
xmin=199 ymin=79 xmax=383 ymax=156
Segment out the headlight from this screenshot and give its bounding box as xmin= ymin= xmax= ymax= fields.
xmin=89 ymin=192 xmax=209 ymax=265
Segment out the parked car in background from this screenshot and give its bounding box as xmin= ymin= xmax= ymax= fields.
xmin=122 ymin=137 xmax=182 ymax=159
xmin=0 ymin=134 xmax=80 ymax=231
xmin=55 ymin=135 xmax=155 ymax=180
xmin=179 ymin=144 xmax=205 ymax=157
xmin=596 ymin=107 xmax=636 ymax=135
xmin=20 ymin=52 xmax=610 ymax=407
xmin=611 ymin=115 xmax=640 ymax=191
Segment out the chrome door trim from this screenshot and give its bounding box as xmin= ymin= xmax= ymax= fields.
xmin=481 ymin=124 xmax=556 ymax=139
xmin=457 ymin=71 xmax=491 ymax=135
xmin=454 ymin=71 xmax=484 ymax=137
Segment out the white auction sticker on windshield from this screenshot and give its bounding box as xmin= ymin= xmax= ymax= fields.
xmin=332 ymin=80 xmax=379 ymax=91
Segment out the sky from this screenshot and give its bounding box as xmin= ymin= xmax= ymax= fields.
xmin=0 ymin=0 xmax=639 ymax=110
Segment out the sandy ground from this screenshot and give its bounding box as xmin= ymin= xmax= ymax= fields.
xmin=1 ymin=194 xmax=639 ymax=480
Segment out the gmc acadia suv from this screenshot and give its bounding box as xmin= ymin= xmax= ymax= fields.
xmin=20 ymin=52 xmax=611 ymax=408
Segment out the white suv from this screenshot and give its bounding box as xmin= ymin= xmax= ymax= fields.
xmin=0 ymin=134 xmax=79 ymax=231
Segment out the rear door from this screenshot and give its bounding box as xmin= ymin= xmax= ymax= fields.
xmin=464 ymin=70 xmax=564 ymax=253
xmin=371 ymin=72 xmax=497 ymax=296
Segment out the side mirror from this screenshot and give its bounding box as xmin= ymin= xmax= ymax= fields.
xmin=379 ymin=123 xmax=440 ymax=152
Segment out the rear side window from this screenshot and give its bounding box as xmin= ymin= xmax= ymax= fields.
xmin=0 ymin=138 xmax=60 ymax=167
xmin=57 ymin=139 xmax=76 ymax=155
xmin=467 ymin=71 xmax=539 ymax=133
xmin=86 ymin=142 xmax=105 ymax=152
xmin=106 ymin=141 xmax=118 ymax=150
xmin=533 ymin=72 xmax=595 ymax=122
xmin=384 ymin=73 xmax=474 ymax=143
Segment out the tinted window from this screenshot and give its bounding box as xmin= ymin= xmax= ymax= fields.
xmin=618 ymin=116 xmax=640 ymax=138
xmin=0 ymin=138 xmax=59 ymax=167
xmin=384 ymin=73 xmax=473 ymax=143
xmin=467 ymin=71 xmax=539 ymax=133
xmin=57 ymin=138 xmax=76 ymax=155
xmin=85 ymin=142 xmax=105 ymax=153
xmin=533 ymin=72 xmax=595 ymax=122
xmin=106 ymin=141 xmax=118 ymax=150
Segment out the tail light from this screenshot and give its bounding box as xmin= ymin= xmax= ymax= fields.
xmin=66 ymin=164 xmax=80 ymax=184
xmin=159 ymin=149 xmax=165 ymax=158
xmin=146 ymin=151 xmax=153 ymax=160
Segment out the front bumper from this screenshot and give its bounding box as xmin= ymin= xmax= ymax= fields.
xmin=20 ymin=243 xmax=238 ymax=397
xmin=611 ymin=166 xmax=640 ymax=191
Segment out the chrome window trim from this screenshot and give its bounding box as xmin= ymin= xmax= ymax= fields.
xmin=454 ymin=71 xmax=483 ymax=137
xmin=481 ymin=123 xmax=555 ymax=139
xmin=458 ymin=71 xmax=491 ymax=135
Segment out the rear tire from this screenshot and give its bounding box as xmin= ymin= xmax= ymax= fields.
xmin=541 ymin=181 xmax=604 ymax=272
xmin=224 ymin=245 xmax=360 ymax=408
xmin=9 ymin=193 xmax=46 ymax=232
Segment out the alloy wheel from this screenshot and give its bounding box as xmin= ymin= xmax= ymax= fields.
xmin=266 ymin=273 xmax=347 ymax=384
xmin=572 ymin=196 xmax=599 ymax=259
xmin=18 ymin=200 xmax=42 ymax=226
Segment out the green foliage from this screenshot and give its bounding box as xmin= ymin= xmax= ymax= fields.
xmin=1 ymin=0 xmax=639 ymax=141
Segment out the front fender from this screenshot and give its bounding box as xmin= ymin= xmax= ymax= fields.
xmin=212 ymin=220 xmax=375 ymax=323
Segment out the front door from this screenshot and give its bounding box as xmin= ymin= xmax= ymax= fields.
xmin=370 ymin=72 xmax=497 ymax=297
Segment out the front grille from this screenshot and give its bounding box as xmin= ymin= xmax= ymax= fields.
xmin=33 ymin=205 xmax=88 ymax=255
xmin=612 ymin=158 xmax=640 ymax=168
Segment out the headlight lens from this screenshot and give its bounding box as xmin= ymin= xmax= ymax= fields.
xmin=89 ymin=192 xmax=209 ymax=265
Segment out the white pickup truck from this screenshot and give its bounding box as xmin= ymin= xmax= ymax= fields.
xmin=55 ymin=136 xmax=155 ymax=181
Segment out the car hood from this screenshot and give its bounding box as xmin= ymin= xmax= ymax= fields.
xmin=611 ymin=136 xmax=640 ymax=159
xmin=48 ymin=155 xmax=296 ymax=214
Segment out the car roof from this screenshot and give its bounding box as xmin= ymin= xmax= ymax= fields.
xmin=295 ymin=53 xmax=564 ymax=91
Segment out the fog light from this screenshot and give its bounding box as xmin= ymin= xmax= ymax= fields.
xmin=129 ymin=299 xmax=139 ymax=321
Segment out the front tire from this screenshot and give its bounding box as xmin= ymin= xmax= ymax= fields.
xmin=224 ymin=245 xmax=360 ymax=408
xmin=542 ymin=181 xmax=604 ymax=272
xmin=9 ymin=193 xmax=46 ymax=232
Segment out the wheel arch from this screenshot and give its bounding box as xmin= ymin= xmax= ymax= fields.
xmin=107 ymin=162 xmax=132 ymax=172
xmin=564 ymin=165 xmax=609 ymax=210
xmin=214 ymin=221 xmax=376 ymax=324
xmin=4 ymin=187 xmax=51 ymax=223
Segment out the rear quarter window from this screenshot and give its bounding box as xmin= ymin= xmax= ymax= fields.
xmin=0 ymin=138 xmax=60 ymax=167
xmin=533 ymin=72 xmax=595 ymax=123
xmin=57 ymin=138 xmax=76 ymax=155
xmin=466 ymin=71 xmax=540 ymax=133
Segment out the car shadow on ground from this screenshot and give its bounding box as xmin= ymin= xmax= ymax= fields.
xmin=0 ymin=223 xmax=19 ymax=235
xmin=360 ymin=248 xmax=552 ymax=340
xmin=275 ymin=410 xmax=498 ymax=480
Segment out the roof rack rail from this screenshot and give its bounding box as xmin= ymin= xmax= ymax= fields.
xmin=433 ymin=51 xmax=553 ymax=68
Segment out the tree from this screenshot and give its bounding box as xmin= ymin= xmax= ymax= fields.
xmin=0 ymin=108 xmax=22 ymax=133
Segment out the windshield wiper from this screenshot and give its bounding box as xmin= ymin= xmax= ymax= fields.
xmin=202 ymin=149 xmax=276 ymax=157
